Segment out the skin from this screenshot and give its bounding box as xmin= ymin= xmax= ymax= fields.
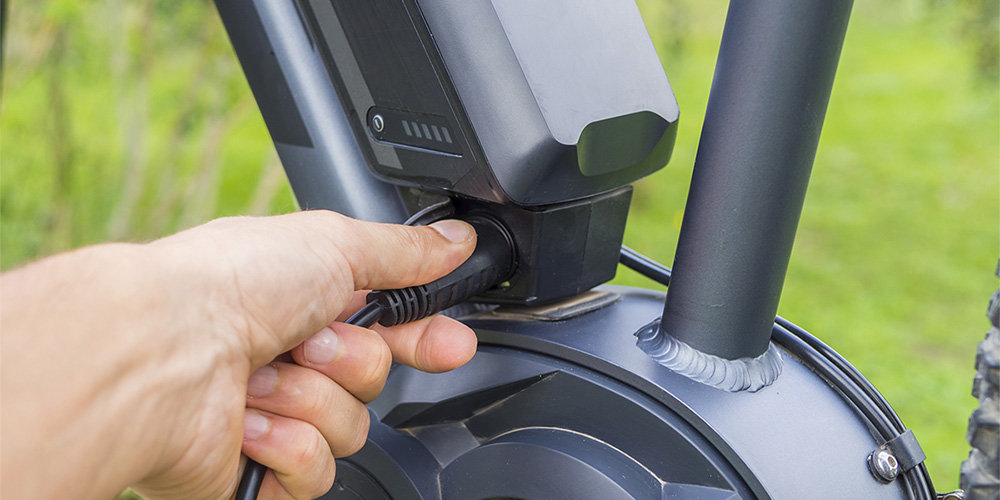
xmin=0 ymin=210 xmax=480 ymax=500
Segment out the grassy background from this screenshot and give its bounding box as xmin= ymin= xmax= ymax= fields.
xmin=2 ymin=0 xmax=997 ymax=493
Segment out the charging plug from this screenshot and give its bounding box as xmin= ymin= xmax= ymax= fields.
xmin=367 ymin=215 xmax=516 ymax=326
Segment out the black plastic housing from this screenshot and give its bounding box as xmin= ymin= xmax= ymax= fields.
xmin=296 ymin=0 xmax=678 ymax=206
xmin=455 ymin=187 xmax=633 ymax=305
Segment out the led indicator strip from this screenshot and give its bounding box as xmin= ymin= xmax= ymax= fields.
xmin=368 ymin=107 xmax=462 ymax=156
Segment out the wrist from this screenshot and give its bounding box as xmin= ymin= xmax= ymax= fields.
xmin=1 ymin=243 xmax=240 ymax=499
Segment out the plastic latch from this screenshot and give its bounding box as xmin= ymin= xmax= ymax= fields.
xmin=885 ymin=429 xmax=926 ymax=471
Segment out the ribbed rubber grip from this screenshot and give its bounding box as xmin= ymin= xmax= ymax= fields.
xmin=368 ymin=215 xmax=516 ymax=327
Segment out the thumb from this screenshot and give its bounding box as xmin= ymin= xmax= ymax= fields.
xmin=331 ymin=215 xmax=478 ymax=292
xmin=152 ymin=211 xmax=476 ymax=361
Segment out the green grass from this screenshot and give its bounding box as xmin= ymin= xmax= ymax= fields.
xmin=2 ymin=0 xmax=997 ymax=494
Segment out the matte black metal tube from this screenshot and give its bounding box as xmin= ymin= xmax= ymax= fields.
xmin=660 ymin=0 xmax=853 ymax=360
xmin=216 ymin=0 xmax=407 ymax=223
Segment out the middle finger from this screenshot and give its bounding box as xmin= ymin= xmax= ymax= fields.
xmin=245 ymin=361 xmax=371 ymax=457
xmin=289 ymin=323 xmax=393 ymax=402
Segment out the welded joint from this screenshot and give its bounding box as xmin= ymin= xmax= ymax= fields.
xmin=635 ymin=320 xmax=783 ymax=392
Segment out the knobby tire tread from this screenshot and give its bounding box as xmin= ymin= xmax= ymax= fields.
xmin=959 ymin=264 xmax=1000 ymax=500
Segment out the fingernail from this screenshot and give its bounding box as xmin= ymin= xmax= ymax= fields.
xmin=243 ymin=412 xmax=270 ymax=440
xmin=246 ymin=365 xmax=278 ymax=398
xmin=429 ymin=219 xmax=474 ymax=243
xmin=304 ymin=327 xmax=340 ymax=364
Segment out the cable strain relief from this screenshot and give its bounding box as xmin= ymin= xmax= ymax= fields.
xmin=370 ymin=285 xmax=430 ymax=326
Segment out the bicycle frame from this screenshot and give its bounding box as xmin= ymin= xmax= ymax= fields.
xmin=217 ymin=1 xmax=936 ymax=498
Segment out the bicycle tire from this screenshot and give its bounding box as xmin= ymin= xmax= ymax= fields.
xmin=959 ymin=263 xmax=1000 ymax=500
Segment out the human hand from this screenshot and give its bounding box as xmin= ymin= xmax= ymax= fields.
xmin=0 ymin=211 xmax=478 ymax=500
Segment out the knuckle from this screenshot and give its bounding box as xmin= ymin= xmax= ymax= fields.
xmin=305 ymin=477 xmax=336 ymax=500
xmin=344 ymin=409 xmax=371 ymax=456
xmin=405 ymin=226 xmax=429 ymax=252
xmin=401 ymin=229 xmax=433 ymax=282
xmin=300 ymin=462 xmax=336 ymax=500
xmin=289 ymin=428 xmax=337 ymax=500
xmin=305 ymin=458 xmax=337 ymax=499
xmin=331 ymin=405 xmax=370 ymax=457
xmin=359 ymin=339 xmax=392 ymax=395
xmin=319 ymin=458 xmax=338 ymax=496
xmin=304 ymin=382 xmax=335 ymax=420
xmin=290 ymin=426 xmax=328 ymax=474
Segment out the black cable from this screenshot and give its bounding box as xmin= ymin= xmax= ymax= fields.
xmin=774 ymin=315 xmax=906 ymax=434
xmin=618 ymin=246 xmax=900 ymax=433
xmin=236 ymin=213 xmax=516 ymax=500
xmin=618 ymin=245 xmax=936 ymax=499
xmin=346 ymin=301 xmax=384 ymax=329
xmin=773 ymin=315 xmax=936 ymax=499
xmin=236 ymin=300 xmax=386 ymax=500
xmin=770 ymin=327 xmax=933 ymax=500
xmin=619 ymin=245 xmax=671 ymax=286
xmin=770 ymin=325 xmax=898 ymax=436
xmin=617 ymin=247 xmax=901 ymax=431
xmin=235 ymin=458 xmax=267 ymax=500
xmin=403 ymin=199 xmax=455 ymax=227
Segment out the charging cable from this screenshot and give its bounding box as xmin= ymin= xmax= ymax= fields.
xmin=235 ymin=214 xmax=516 ymax=500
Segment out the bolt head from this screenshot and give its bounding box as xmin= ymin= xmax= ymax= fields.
xmin=869 ymin=449 xmax=900 ymax=482
xmin=372 ymin=114 xmax=385 ymax=133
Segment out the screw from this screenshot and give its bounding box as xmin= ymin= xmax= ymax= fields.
xmin=371 ymin=114 xmax=384 ymax=133
xmin=869 ymin=448 xmax=900 ymax=483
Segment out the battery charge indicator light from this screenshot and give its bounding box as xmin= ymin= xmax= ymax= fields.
xmin=402 ymin=120 xmax=453 ymax=144
xmin=368 ymin=108 xmax=461 ymax=156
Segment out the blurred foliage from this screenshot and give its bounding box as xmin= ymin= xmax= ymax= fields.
xmin=1 ymin=0 xmax=295 ymax=268
xmin=1 ymin=0 xmax=997 ymax=495
xmin=939 ymin=0 xmax=1000 ymax=82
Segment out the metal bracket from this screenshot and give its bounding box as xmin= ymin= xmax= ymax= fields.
xmin=867 ymin=429 xmax=926 ymax=484
xmin=885 ymin=429 xmax=927 ymax=471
